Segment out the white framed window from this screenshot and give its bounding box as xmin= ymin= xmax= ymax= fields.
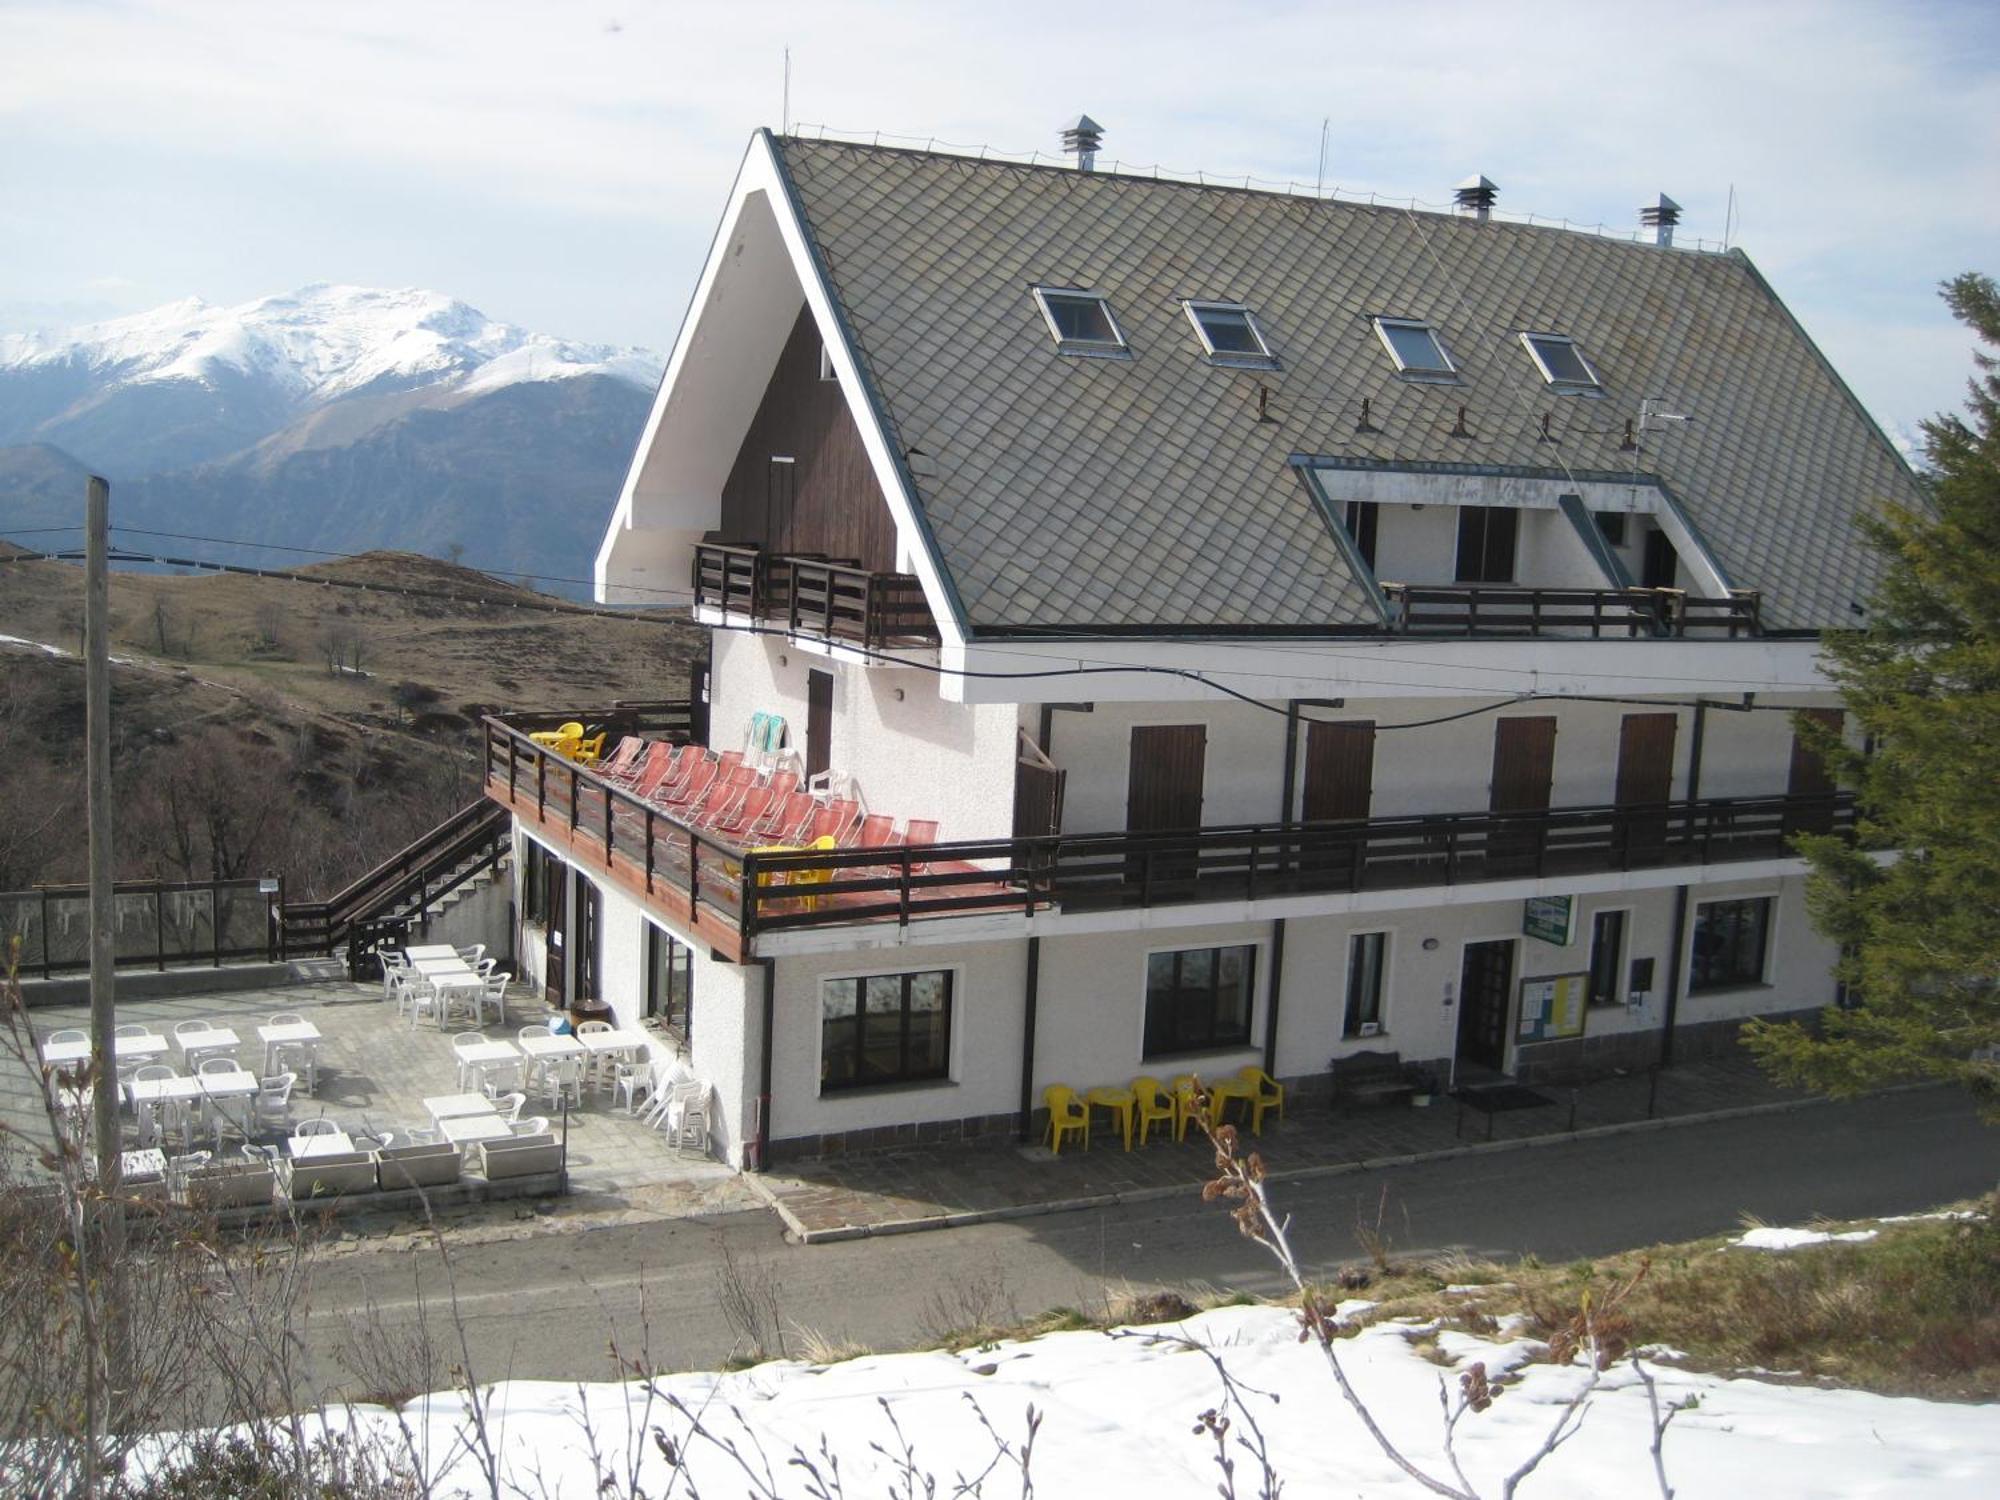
xmin=1372 ymin=316 xmax=1458 ymax=381
xmin=1690 ymin=896 xmax=1776 ymax=994
xmin=1142 ymin=943 xmax=1258 ymax=1058
xmin=1032 ymin=287 xmax=1130 ymax=357
xmin=1182 ymin=300 xmax=1277 ymax=366
xmin=819 ymin=966 xmax=955 ymax=1092
xmin=1519 ymin=332 xmax=1602 ymax=393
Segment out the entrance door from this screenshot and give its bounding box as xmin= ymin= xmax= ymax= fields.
xmin=1615 ymin=712 xmax=1678 ymax=863
xmin=1488 ymin=717 xmax=1557 ymax=869
xmin=1457 ymin=938 xmax=1516 ymax=1073
xmin=543 ymin=870 xmax=567 ymax=1009
xmin=805 ymin=669 xmax=833 ymax=781
xmin=575 ymin=878 xmax=600 ymax=1004
xmin=1126 ymin=724 xmax=1205 ymax=885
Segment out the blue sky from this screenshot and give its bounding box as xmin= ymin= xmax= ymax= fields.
xmin=4 ymin=0 xmax=1997 ymax=438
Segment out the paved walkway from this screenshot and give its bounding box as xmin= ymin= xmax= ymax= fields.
xmin=748 ymin=1053 xmax=1830 ymax=1242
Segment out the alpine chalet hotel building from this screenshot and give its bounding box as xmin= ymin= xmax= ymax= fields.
xmin=486 ymin=125 xmax=1917 ymax=1167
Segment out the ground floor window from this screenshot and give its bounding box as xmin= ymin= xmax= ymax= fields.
xmin=646 ymin=925 xmax=693 ymax=1039
xmin=522 ymin=842 xmax=555 ymax=925
xmin=1343 ymin=932 xmax=1388 ymax=1037
xmin=1690 ymin=897 xmax=1772 ymax=992
xmin=1144 ymin=945 xmax=1255 ymax=1057
xmin=821 ymin=969 xmax=952 ymax=1091
xmin=1588 ymin=909 xmax=1627 ymax=1007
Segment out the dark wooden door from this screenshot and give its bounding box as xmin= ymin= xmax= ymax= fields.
xmin=1488 ymin=717 xmax=1557 ymax=868
xmin=805 ymin=669 xmax=833 ymax=781
xmin=1615 ymin=713 xmax=1678 ymax=863
xmin=1642 ymin=529 xmax=1677 ymax=590
xmin=1457 ymin=939 xmax=1515 ymax=1072
xmin=575 ymin=878 xmax=600 ymax=1004
xmin=1013 ymin=760 xmax=1067 ymax=839
xmin=543 ymin=870 xmax=567 ymax=1009
xmin=1785 ymin=708 xmax=1843 ymax=835
xmin=1303 ymin=720 xmax=1375 ymax=821
xmin=1127 ymin=725 xmax=1205 ymax=885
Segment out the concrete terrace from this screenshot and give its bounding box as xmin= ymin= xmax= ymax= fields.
xmin=2 ymin=976 xmax=735 ymax=1204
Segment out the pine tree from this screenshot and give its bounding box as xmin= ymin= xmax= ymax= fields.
xmin=1742 ymin=273 xmax=2000 ymax=1117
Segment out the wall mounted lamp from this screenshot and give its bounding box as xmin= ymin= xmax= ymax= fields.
xmin=1421 ymin=937 xmax=1440 ymax=951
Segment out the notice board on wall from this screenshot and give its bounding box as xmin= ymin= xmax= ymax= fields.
xmin=1517 ymin=973 xmax=1589 ymax=1042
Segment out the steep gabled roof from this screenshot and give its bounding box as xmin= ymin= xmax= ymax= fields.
xmin=771 ymin=135 xmax=1923 ymax=635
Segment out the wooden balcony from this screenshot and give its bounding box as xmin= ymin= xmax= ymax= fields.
xmin=484 ymin=713 xmax=1853 ymax=958
xmin=1381 ymin=583 xmax=1763 ymax=638
xmin=692 ymin=542 xmax=940 ymax=649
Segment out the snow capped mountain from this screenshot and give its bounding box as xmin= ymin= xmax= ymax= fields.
xmin=0 ymin=284 xmax=662 ymax=407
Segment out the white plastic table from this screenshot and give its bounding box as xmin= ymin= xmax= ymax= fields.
xmin=128 ymin=1075 xmax=204 ymax=1106
xmin=174 ymin=1028 xmax=240 ymax=1067
xmin=454 ymin=1040 xmax=519 ymax=1067
xmin=404 ymin=945 xmax=460 ymax=961
xmin=43 ymin=1034 xmax=171 ymax=1066
xmin=424 ymin=1092 xmax=499 ymax=1123
xmin=439 ymin=1114 xmax=512 ymax=1147
xmin=257 ymin=1020 xmax=322 ymax=1075
xmin=579 ymin=1027 xmax=650 ymax=1091
xmin=121 ymin=1148 xmax=168 ymax=1181
xmin=286 ymin=1131 xmax=356 ymax=1159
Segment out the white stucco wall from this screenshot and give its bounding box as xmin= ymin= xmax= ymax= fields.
xmin=765 ymin=939 xmax=1028 ymax=1144
xmin=708 ymin=631 xmax=1018 ymax=841
xmin=687 ymin=947 xmax=755 ymax=1165
xmin=1051 ymin=700 xmax=1291 ymax=833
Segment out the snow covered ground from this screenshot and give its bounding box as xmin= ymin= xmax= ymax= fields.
xmin=181 ymin=1294 xmax=1994 ymax=1499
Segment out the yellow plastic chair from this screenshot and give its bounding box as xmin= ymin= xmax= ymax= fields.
xmin=1130 ymin=1075 xmax=1176 ymax=1146
xmin=1235 ymin=1065 xmax=1286 ymax=1135
xmin=1169 ymin=1074 xmax=1207 ymax=1142
xmin=569 ymin=731 xmax=607 ymax=765
xmin=1042 ymin=1084 xmax=1088 ymax=1155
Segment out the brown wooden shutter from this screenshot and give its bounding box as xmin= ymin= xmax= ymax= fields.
xmin=1303 ymin=721 xmax=1376 ymax=822
xmin=1013 ymin=761 xmax=1067 ymax=839
xmin=1127 ymin=725 xmax=1206 ymax=832
xmin=1489 ymin=717 xmax=1557 ymax=813
xmin=1615 ymin=713 xmax=1678 ymax=805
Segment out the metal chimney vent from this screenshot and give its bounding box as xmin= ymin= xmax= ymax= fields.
xmin=1060 ymin=114 xmax=1104 ymax=172
xmin=1454 ymin=174 xmax=1498 ymax=220
xmin=1640 ymin=193 xmax=1682 ymax=247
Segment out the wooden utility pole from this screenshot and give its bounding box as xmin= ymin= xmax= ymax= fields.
xmin=85 ymin=475 xmax=119 ymax=1195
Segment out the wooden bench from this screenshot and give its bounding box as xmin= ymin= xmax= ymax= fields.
xmin=1329 ymin=1049 xmax=1417 ymax=1110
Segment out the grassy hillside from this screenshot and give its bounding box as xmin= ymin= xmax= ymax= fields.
xmin=0 ymin=546 xmax=705 ymax=896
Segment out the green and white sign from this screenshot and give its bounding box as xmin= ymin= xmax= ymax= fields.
xmin=1523 ymin=895 xmax=1575 ymax=946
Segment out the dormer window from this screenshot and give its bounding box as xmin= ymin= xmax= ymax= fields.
xmin=1033 ymin=288 xmax=1129 ymax=357
xmin=1372 ymin=317 xmax=1458 ymax=381
xmin=1182 ymin=300 xmax=1276 ymax=366
xmin=818 ymin=343 xmax=838 ymax=382
xmin=1520 ymin=332 xmax=1601 ymax=393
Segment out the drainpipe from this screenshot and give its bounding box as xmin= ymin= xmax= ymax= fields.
xmin=752 ymin=957 xmax=776 ymax=1171
xmin=1017 ymin=936 xmax=1042 ymax=1142
xmin=1659 ymin=701 xmax=1706 ymax=1066
xmin=1279 ymin=700 xmax=1300 ymax=826
xmin=1262 ymin=919 xmax=1287 ymax=1077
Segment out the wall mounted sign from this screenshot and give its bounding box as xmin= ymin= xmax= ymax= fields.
xmin=1523 ymin=894 xmax=1575 ymax=946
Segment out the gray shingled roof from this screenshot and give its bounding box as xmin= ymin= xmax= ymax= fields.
xmin=773 ymin=136 xmax=1921 ymax=635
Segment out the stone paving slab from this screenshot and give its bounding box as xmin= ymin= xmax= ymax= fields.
xmin=747 ymin=1054 xmax=1827 ymax=1243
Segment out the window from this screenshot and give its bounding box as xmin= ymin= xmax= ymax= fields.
xmin=1344 ymin=500 xmax=1380 ymax=569
xmin=1033 ymin=288 xmax=1129 ymax=356
xmin=522 ymin=843 xmax=555 ymax=925
xmin=1690 ymin=897 xmax=1773 ymax=993
xmin=821 ymin=969 xmax=952 ymax=1091
xmin=1372 ymin=317 xmax=1457 ymax=380
xmin=1182 ymin=301 xmax=1276 ymax=365
xmin=1520 ymin=332 xmax=1601 ymax=392
xmin=1593 ymin=511 xmax=1628 ymax=548
xmin=817 ymin=343 xmax=837 ymax=382
xmin=1343 ymin=932 xmax=1388 ymax=1037
xmin=1144 ymin=945 xmax=1255 ymax=1056
xmin=646 ymin=925 xmax=693 ymax=1037
xmin=1455 ymin=505 xmax=1519 ymax=583
xmin=1588 ymin=910 xmax=1627 ymax=1007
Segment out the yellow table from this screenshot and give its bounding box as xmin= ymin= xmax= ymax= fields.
xmin=748 ymin=835 xmax=837 ymax=911
xmin=1207 ymin=1073 xmax=1260 ymax=1132
xmin=1085 ymin=1085 xmax=1137 ymax=1152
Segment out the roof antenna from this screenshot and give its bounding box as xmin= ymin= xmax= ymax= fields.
xmin=781 ymin=46 xmax=791 ymax=135
xmin=1315 ymin=117 xmax=1329 ymax=196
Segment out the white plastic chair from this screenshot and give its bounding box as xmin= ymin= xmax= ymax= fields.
xmin=540 ymin=1056 xmax=584 ymax=1110
xmin=456 ymin=944 xmax=487 ymax=966
xmin=379 ymin=950 xmax=411 ymax=1002
xmin=131 ymin=1064 xmax=178 ymax=1146
xmin=46 ymin=1028 xmax=88 ymax=1046
xmin=670 ymin=1082 xmax=710 ymax=1155
xmin=477 ymin=975 xmax=511 ymax=1028
xmin=254 ymin=1073 xmax=296 ymax=1132
xmin=292 ymin=1118 xmax=341 ymax=1140
xmin=452 ymin=1032 xmax=489 ymax=1092
xmin=491 ymin=1091 xmax=526 ymax=1125
xmin=198 ymin=1055 xmax=242 ymax=1077
xmin=612 ymin=1057 xmax=657 ymax=1115
xmin=511 ymin=1116 xmax=550 ymax=1138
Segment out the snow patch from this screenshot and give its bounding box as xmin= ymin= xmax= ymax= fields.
xmin=1734 ymin=1227 xmax=1880 ymax=1251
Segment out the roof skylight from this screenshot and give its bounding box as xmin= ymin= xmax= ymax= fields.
xmin=1520 ymin=332 xmax=1602 ymax=392
xmin=1183 ymin=301 xmax=1276 ymax=366
xmin=1033 ymin=288 xmax=1129 ymax=357
xmin=1372 ymin=317 xmax=1457 ymax=381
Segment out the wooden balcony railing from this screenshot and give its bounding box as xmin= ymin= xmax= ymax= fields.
xmin=484 ymin=713 xmax=1852 ymax=956
xmin=1381 ymin=583 xmax=1762 ymax=638
xmin=692 ymin=542 xmax=940 ymax=648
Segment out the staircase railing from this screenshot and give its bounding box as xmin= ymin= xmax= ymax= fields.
xmin=278 ymin=800 xmax=511 ymax=974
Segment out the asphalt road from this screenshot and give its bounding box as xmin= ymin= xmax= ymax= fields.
xmin=301 ymin=1088 xmax=1996 ymax=1391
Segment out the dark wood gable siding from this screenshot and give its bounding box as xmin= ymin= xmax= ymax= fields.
xmin=717 ymin=305 xmax=897 ymax=571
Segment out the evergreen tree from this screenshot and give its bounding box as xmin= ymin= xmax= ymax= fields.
xmin=1743 ymin=273 xmax=2000 ymax=1117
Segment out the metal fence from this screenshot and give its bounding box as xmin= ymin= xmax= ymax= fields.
xmin=0 ymin=878 xmax=278 ymax=979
